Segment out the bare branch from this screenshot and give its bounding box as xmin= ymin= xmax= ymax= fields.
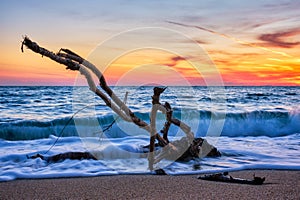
xmin=21 ymin=36 xmax=168 ymax=147
xmin=22 ymin=36 xmax=220 ymax=171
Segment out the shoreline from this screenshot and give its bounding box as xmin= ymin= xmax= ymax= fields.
xmin=1 ymin=170 xmax=299 ymax=199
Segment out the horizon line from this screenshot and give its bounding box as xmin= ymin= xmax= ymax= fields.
xmin=0 ymin=85 xmax=298 ymax=87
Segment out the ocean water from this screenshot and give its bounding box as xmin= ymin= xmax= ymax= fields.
xmin=0 ymin=86 xmax=299 ymax=181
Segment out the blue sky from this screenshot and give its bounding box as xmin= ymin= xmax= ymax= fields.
xmin=1 ymin=0 xmax=299 ymax=85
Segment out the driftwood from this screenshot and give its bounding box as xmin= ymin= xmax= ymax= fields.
xmin=198 ymin=172 xmax=266 ymax=185
xmin=27 ymin=152 xmax=96 ymax=163
xmin=22 ymin=36 xmax=220 ymax=170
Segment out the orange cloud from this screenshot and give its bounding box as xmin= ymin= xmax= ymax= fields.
xmin=206 ymin=47 xmax=300 ymax=86
xmin=258 ymin=28 xmax=300 ymax=48
xmin=164 ymin=56 xmax=186 ymax=67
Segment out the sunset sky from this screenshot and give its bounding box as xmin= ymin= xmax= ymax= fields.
xmin=1 ymin=0 xmax=299 ymax=86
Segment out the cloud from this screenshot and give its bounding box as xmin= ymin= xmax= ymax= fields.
xmin=167 ymin=20 xmax=293 ymax=57
xmin=164 ymin=56 xmax=186 ymax=67
xmin=171 ymin=56 xmax=185 ymax=62
xmin=193 ymin=39 xmax=208 ymax=44
xmin=247 ymin=18 xmax=287 ymax=29
xmin=180 ymin=39 xmax=208 ymax=45
xmin=258 ymin=28 xmax=300 ymax=48
xmin=263 ymin=1 xmax=300 ymax=9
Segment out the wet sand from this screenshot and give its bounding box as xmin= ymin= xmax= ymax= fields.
xmin=0 ymin=170 xmax=299 ymax=199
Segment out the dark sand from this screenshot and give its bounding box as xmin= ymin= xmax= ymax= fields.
xmin=0 ymin=170 xmax=299 ymax=199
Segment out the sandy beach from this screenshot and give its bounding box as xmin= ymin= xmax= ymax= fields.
xmin=0 ymin=170 xmax=299 ymax=199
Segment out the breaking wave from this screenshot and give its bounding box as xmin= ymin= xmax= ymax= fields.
xmin=0 ymin=109 xmax=299 ymax=140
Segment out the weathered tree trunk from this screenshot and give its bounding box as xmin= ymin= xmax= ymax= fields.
xmin=22 ymin=36 xmax=220 ymax=170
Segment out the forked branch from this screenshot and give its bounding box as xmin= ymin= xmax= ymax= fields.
xmin=22 ymin=36 xmax=219 ymax=170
